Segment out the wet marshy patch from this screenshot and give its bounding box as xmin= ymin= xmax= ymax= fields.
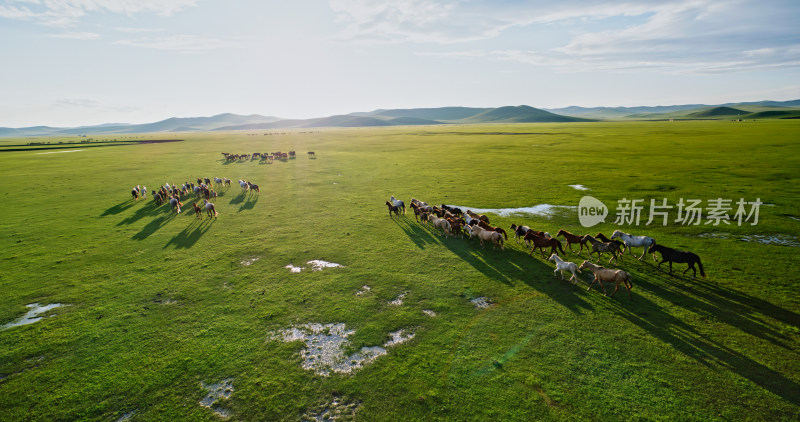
xmin=240 ymin=257 xmax=260 ymax=266
xmin=422 ymin=309 xmax=437 ymax=317
xmin=450 ymin=204 xmax=575 ymax=218
xmin=199 ymin=378 xmax=234 ymax=418
xmin=470 ymin=297 xmax=493 ymax=309
xmin=355 ymin=285 xmax=371 ymax=296
xmin=741 ymin=234 xmax=800 ymax=247
xmin=285 ymin=260 xmax=345 ymax=273
xmin=388 ymin=292 xmax=408 ymax=306
xmin=271 ymin=323 xmax=415 ymax=376
xmin=303 ymin=394 xmax=360 ymax=421
xmin=568 ymin=184 xmax=589 ymax=191
xmin=2 ymin=303 xmax=68 ymax=330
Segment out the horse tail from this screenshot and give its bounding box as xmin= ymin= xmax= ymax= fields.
xmin=557 ymin=240 xmax=565 ymax=255
xmin=697 ymin=256 xmax=706 ymax=278
xmin=624 ymin=271 xmax=633 ymax=289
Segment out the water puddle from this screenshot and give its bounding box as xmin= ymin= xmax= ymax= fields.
xmin=568 ymin=184 xmax=589 ymax=191
xmin=2 ymin=303 xmax=68 ymax=330
xmin=199 ymin=378 xmax=234 ymax=418
xmin=304 ymin=395 xmax=360 ymax=421
xmin=308 ymin=260 xmax=344 ymax=271
xmin=285 ymin=264 xmax=304 ymax=273
xmin=355 ymin=285 xmax=371 ymax=296
xmin=36 ymin=149 xmax=83 ymax=155
xmin=285 ymin=260 xmax=345 ymax=273
xmin=470 ymin=297 xmax=493 ymax=309
xmin=422 ymin=309 xmax=437 ymax=317
xmin=271 ymin=323 xmax=414 ymax=376
xmin=115 ymin=411 xmax=136 ymax=422
xmin=240 ymin=257 xmax=260 ymax=266
xmin=697 ymin=232 xmax=731 ymax=239
xmin=449 ymin=204 xmax=575 ymax=218
xmin=787 ymin=216 xmax=800 ymax=221
xmin=388 ymin=292 xmax=407 ymax=306
xmin=741 ymin=234 xmax=800 ymax=247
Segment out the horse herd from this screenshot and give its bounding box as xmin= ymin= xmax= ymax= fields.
xmin=387 ymin=196 xmax=706 ymax=300
xmin=222 ymin=151 xmax=315 ymax=162
xmin=127 ymin=177 xmax=262 ymax=220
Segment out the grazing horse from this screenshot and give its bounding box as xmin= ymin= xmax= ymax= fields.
xmin=581 ymin=235 xmax=621 ymax=264
xmin=548 ymin=254 xmax=581 ymax=284
xmin=389 ymin=196 xmax=406 ymax=215
xmin=611 ymin=230 xmax=655 ymax=261
xmin=556 ymin=229 xmax=589 ymax=254
xmin=525 ymin=232 xmax=565 ymax=257
xmin=510 ymin=224 xmax=531 ymax=243
xmin=204 ymin=200 xmax=218 ymax=218
xmin=478 ymin=220 xmax=508 ymax=240
xmin=466 ymin=210 xmax=490 ymax=224
xmin=579 ymin=261 xmax=632 ymax=299
xmin=385 ymin=201 xmax=401 ymax=217
xmin=467 ymin=225 xmax=504 ymax=250
xmin=648 ymin=244 xmax=706 ymax=278
xmin=192 ymin=202 xmax=203 ymax=219
xmin=307 ymin=151 xmax=316 ymax=158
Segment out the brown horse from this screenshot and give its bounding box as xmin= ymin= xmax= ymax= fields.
xmin=525 ymin=232 xmax=565 ymax=258
xmin=579 ymin=261 xmax=632 ymax=299
xmin=192 ymin=202 xmax=203 ymax=219
xmin=466 ymin=210 xmax=490 ymax=224
xmin=596 ymin=232 xmax=626 ymax=254
xmin=385 ymin=201 xmax=401 ymax=217
xmin=478 ymin=220 xmax=508 ymax=240
xmin=556 ymin=229 xmax=589 ymax=254
xmin=581 ymin=235 xmax=621 ymax=264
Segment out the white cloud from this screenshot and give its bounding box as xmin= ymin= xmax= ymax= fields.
xmin=113 ymin=34 xmax=241 ymax=52
xmin=0 ymin=0 xmax=198 ymax=27
xmin=50 ymin=31 xmax=100 ymax=39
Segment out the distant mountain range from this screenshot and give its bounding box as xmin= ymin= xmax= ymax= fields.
xmin=1 ymin=100 xmax=798 ymax=137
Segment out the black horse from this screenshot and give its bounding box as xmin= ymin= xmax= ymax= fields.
xmin=441 ymin=204 xmax=463 ymax=216
xmin=648 ymin=243 xmax=705 ymax=278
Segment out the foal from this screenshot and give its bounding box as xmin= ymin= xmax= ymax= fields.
xmin=548 ymin=254 xmax=581 ymax=284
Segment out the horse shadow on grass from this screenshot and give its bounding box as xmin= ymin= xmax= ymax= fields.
xmin=163 ymin=217 xmax=216 ymax=249
xmin=101 ymin=200 xmax=135 ymax=216
xmin=116 ymin=201 xmax=161 ymax=226
xmin=131 ymin=212 xmax=178 ymax=240
xmin=392 ymin=216 xmax=594 ymax=314
xmin=229 ymin=191 xmax=247 ymax=205
xmin=608 ymin=267 xmax=800 ymax=407
xmin=239 ymin=193 xmax=259 ymax=212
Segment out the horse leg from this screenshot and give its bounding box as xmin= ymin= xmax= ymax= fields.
xmin=638 ymin=246 xmax=647 ymax=261
xmin=610 ymin=281 xmax=621 ymax=297
xmin=587 ymin=275 xmax=598 ymax=292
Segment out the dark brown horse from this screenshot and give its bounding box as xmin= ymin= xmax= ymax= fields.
xmin=596 ymin=232 xmax=626 ymax=254
xmin=556 ymin=229 xmax=589 ymax=254
xmin=581 ymin=235 xmax=621 ymax=264
xmin=525 ymin=232 xmax=565 ymax=258
xmin=385 ymin=201 xmax=401 ymax=217
xmin=648 ymin=243 xmax=706 ymax=278
xmin=192 ymin=202 xmax=203 ymax=219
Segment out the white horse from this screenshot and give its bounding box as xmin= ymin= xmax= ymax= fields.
xmin=389 ymin=195 xmax=406 ymax=214
xmin=548 ymin=254 xmax=581 ymax=284
xmin=239 ymin=180 xmax=249 ymax=192
xmin=611 ymin=230 xmax=655 ymax=261
xmin=214 ymin=177 xmax=223 ymax=186
xmin=169 ymin=197 xmax=182 ymax=213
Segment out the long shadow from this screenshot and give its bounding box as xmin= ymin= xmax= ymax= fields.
xmin=229 ymin=191 xmax=246 ymax=205
xmin=394 ymin=216 xmax=594 ymax=314
xmin=604 ymin=285 xmax=800 ymax=406
xmin=163 ymin=217 xmax=215 ymax=249
xmin=101 ymin=200 xmax=135 ymax=216
xmin=239 ymin=192 xmax=259 ymax=211
xmin=131 ymin=212 xmax=177 ymax=240
xmin=116 ymin=201 xmax=161 ymax=226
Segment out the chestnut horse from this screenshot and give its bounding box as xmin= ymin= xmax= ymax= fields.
xmin=525 ymin=232 xmax=565 ymax=258
xmin=556 ymin=229 xmax=589 ymax=254
xmin=192 ymin=202 xmax=203 ymax=219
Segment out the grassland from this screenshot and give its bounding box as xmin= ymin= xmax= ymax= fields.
xmin=1 ymin=120 xmax=799 ymax=421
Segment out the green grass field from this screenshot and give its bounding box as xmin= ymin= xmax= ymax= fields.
xmin=1 ymin=120 xmax=799 ymax=421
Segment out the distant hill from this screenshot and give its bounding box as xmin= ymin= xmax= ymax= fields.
xmin=687 ymin=106 xmax=748 ymax=117
xmin=1 ymin=100 xmax=798 ymax=137
xmin=463 ymin=105 xmax=591 ymax=123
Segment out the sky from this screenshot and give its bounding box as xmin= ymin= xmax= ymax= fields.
xmin=1 ymin=0 xmax=799 ymax=127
